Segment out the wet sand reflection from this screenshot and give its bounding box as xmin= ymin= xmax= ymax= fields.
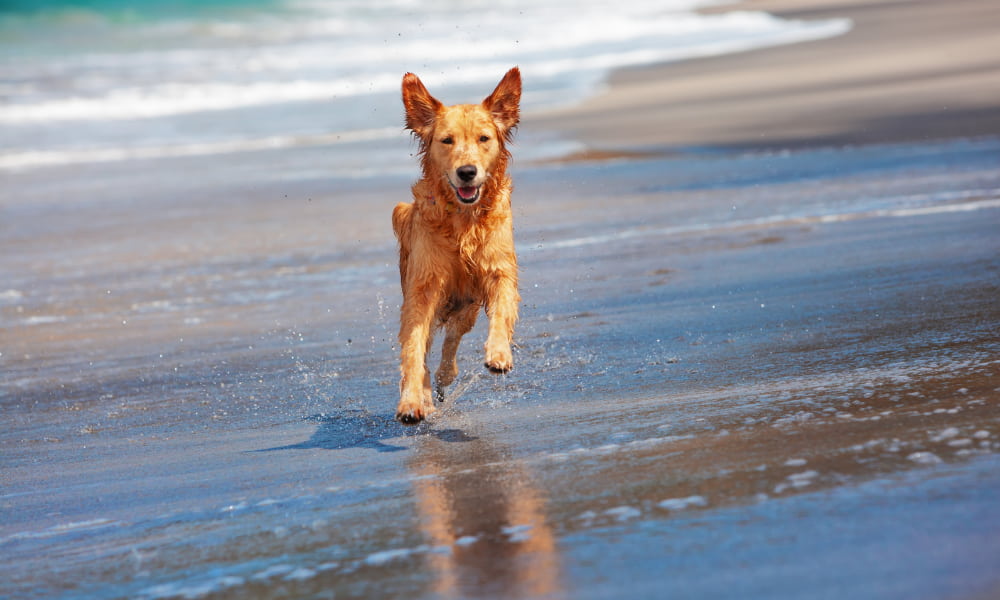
xmin=408 ymin=428 xmax=563 ymax=599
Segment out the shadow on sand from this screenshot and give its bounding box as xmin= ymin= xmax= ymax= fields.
xmin=255 ymin=410 xmax=477 ymax=453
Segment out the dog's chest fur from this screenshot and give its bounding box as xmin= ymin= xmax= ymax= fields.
xmin=410 ymin=179 xmax=513 ymax=301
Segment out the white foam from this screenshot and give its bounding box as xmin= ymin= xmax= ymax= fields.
xmin=657 ymin=495 xmax=708 ymax=511
xmin=605 ymin=506 xmax=643 ymax=521
xmin=773 ymin=470 xmax=820 ymax=494
xmin=0 ymin=289 xmax=24 ymax=303
xmin=22 ymin=315 xmax=67 ymax=326
xmin=501 ymin=523 xmax=534 ymax=541
xmin=594 ymin=443 xmax=622 ymax=454
xmin=787 ymin=470 xmax=819 ymax=486
xmin=364 ymin=547 xmax=416 ymax=567
xmin=0 ymin=127 xmax=402 ymax=171
xmin=820 ymin=198 xmax=1000 ymax=221
xmin=141 ymin=576 xmax=244 ymax=600
xmin=539 ymin=196 xmax=1000 ymax=252
xmin=576 ymin=510 xmax=599 ymax=522
xmin=250 ymin=564 xmax=295 ymax=581
xmin=0 ymin=3 xmax=848 ymax=125
xmin=907 ymin=451 xmax=943 ymax=465
xmin=283 ymin=568 xmax=316 ymax=582
xmin=1 ymin=518 xmax=116 ymax=543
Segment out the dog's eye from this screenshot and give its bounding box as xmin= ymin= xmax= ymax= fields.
xmin=479 ymin=135 xmax=491 ymax=143
xmin=441 ymin=137 xmax=454 ymax=145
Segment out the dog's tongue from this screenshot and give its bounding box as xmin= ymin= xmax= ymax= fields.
xmin=458 ymin=186 xmax=477 ymax=200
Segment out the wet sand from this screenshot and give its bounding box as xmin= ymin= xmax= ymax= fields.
xmin=4 ymin=2 xmax=1000 ymax=599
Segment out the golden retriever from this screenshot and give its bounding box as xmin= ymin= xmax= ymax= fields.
xmin=392 ymin=67 xmax=522 ymax=424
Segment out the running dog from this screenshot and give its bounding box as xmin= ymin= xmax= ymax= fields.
xmin=392 ymin=67 xmax=522 ymax=424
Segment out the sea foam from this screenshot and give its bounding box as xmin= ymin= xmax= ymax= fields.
xmin=0 ymin=0 xmax=849 ymax=171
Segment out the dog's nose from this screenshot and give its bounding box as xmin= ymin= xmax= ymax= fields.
xmin=456 ymin=165 xmax=477 ymax=183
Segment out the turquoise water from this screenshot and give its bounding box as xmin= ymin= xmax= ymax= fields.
xmin=0 ymin=1 xmax=849 ymax=175
xmin=0 ymin=0 xmax=278 ymax=18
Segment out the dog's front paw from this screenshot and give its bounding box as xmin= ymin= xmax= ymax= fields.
xmin=484 ymin=343 xmax=513 ymax=374
xmin=396 ymin=392 xmax=436 ymax=425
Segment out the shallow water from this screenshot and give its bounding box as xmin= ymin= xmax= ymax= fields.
xmin=2 ymin=137 xmax=1000 ymax=599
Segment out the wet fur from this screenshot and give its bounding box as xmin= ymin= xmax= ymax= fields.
xmin=393 ymin=67 xmax=522 ymax=424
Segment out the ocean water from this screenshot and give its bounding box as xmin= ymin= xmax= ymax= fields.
xmin=0 ymin=0 xmax=849 ymax=175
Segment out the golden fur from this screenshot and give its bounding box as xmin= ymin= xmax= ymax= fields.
xmin=393 ymin=67 xmax=522 ymax=424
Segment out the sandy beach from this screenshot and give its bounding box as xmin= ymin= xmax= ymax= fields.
xmin=3 ymin=1 xmax=1000 ymax=599
xmin=534 ymin=0 xmax=1000 ymax=149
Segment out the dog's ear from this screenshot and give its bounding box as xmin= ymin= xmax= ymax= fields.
xmin=483 ymin=66 xmax=521 ymax=139
xmin=402 ymin=72 xmax=442 ymax=141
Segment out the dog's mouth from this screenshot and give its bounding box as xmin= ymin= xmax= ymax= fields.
xmin=452 ymin=184 xmax=481 ymax=205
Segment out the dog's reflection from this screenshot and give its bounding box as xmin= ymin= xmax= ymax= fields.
xmin=408 ymin=428 xmax=562 ymax=598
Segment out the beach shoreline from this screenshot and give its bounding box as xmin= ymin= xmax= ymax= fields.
xmin=4 ymin=2 xmax=1000 ymax=599
xmin=530 ymin=0 xmax=1000 ymax=153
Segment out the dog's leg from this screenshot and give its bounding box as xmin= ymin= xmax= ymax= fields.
xmin=483 ymin=268 xmax=519 ymax=374
xmin=397 ymin=282 xmax=442 ymax=424
xmin=436 ymin=303 xmax=479 ymax=395
xmin=393 ymin=201 xmax=437 ymax=424
xmin=422 ymin=326 xmax=436 ymax=403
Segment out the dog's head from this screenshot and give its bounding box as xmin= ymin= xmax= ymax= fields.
xmin=402 ymin=67 xmax=521 ymax=205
